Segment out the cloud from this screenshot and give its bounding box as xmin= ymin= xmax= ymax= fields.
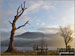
xmin=38 ymin=25 xmax=59 ymax=33
xmin=61 ymin=16 xmax=74 ymax=25
xmin=0 ymin=0 xmax=56 ymax=31
xmin=61 ymin=6 xmax=74 ymax=25
xmin=35 ymin=19 xmax=46 ymax=26
xmin=43 ymin=4 xmax=56 ymax=10
xmin=46 ymin=25 xmax=59 ymax=29
xmin=20 ymin=16 xmax=30 ymax=23
xmin=23 ymin=0 xmax=56 ymax=15
xmin=61 ymin=17 xmax=70 ymax=25
xmin=41 ymin=22 xmax=45 ymax=26
xmin=36 ymin=19 xmax=41 ymax=25
xmin=23 ymin=1 xmax=43 ymax=14
xmin=61 ymin=16 xmax=74 ymax=32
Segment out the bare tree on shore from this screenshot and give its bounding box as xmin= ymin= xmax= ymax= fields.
xmin=6 ymin=1 xmax=29 ymax=52
xmin=59 ymin=26 xmax=73 ymax=51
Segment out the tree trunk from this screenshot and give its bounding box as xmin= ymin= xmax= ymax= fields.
xmin=5 ymin=2 xmax=28 ymax=52
xmin=6 ymin=24 xmax=17 ymax=52
xmin=65 ymin=43 xmax=68 ymax=52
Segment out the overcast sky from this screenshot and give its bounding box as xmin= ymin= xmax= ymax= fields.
xmin=0 ymin=0 xmax=75 ymax=48
xmin=0 ymin=0 xmax=74 ymax=34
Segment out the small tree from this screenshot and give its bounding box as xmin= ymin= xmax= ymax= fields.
xmin=59 ymin=26 xmax=73 ymax=51
xmin=6 ymin=1 xmax=29 ymax=52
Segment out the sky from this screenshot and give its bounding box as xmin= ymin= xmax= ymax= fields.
xmin=0 ymin=0 xmax=74 ymax=34
xmin=0 ymin=0 xmax=75 ymax=48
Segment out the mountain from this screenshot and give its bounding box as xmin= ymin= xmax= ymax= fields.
xmin=1 ymin=32 xmax=74 ymax=47
xmin=15 ymin=32 xmax=44 ymax=39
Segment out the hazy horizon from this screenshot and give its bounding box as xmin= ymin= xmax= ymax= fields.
xmin=0 ymin=0 xmax=74 ymax=52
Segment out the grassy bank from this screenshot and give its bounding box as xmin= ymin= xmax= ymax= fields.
xmin=1 ymin=50 xmax=58 ymax=55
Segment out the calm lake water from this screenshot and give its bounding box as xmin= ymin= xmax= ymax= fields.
xmin=1 ymin=46 xmax=57 ymax=52
xmin=1 ymin=47 xmax=33 ymax=52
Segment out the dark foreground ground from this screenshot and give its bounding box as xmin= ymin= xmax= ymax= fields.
xmin=0 ymin=50 xmax=75 ymax=56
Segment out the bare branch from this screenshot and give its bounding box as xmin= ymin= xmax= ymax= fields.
xmin=9 ymin=20 xmax=12 ymax=24
xmin=24 ymin=1 xmax=25 ymax=8
xmin=59 ymin=26 xmax=73 ymax=49
xmin=67 ymin=36 xmax=73 ymax=44
xmin=24 ymin=1 xmax=27 ymax=10
xmin=21 ymin=4 xmax=22 ymax=9
xmin=17 ymin=6 xmax=20 ymax=15
xmin=16 ymin=21 xmax=29 ymax=30
xmin=16 ymin=1 xmax=27 ymax=16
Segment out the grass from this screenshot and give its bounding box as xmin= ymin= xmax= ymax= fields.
xmin=1 ymin=49 xmax=74 ymax=55
xmin=0 ymin=50 xmax=58 ymax=55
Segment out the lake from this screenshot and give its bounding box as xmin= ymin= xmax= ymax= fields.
xmin=1 ymin=46 xmax=33 ymax=52
xmin=1 ymin=46 xmax=57 ymax=52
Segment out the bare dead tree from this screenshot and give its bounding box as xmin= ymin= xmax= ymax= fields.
xmin=40 ymin=37 xmax=48 ymax=54
xmin=6 ymin=1 xmax=29 ymax=52
xmin=59 ymin=26 xmax=73 ymax=51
